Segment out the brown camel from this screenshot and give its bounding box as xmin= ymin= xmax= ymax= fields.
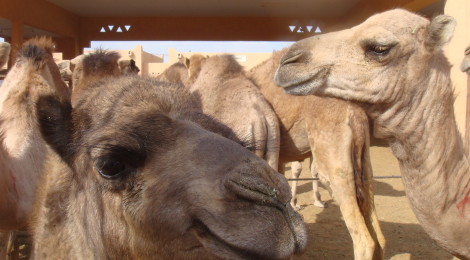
xmin=23 ymin=43 xmax=306 ymax=259
xmin=0 ymin=37 xmax=70 ymax=231
xmin=187 ymin=54 xmax=280 ymax=171
xmin=248 ymin=49 xmax=384 ymax=260
xmin=461 ymin=45 xmax=470 ymax=74
xmin=275 ymin=8 xmax=470 ymax=259
xmin=156 ymin=61 xmax=189 ymax=85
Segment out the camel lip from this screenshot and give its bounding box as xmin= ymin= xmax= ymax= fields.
xmin=192 ymin=220 xmax=264 ymax=260
xmin=275 ymin=66 xmax=330 ymax=96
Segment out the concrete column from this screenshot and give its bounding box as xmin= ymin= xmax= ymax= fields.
xmin=9 ymin=20 xmax=23 ymax=67
xmin=54 ymin=37 xmax=80 ymax=60
xmin=444 ymin=0 xmax=470 ymax=137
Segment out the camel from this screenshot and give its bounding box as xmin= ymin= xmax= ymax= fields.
xmin=186 ymin=54 xmax=280 ymax=171
xmin=461 ymin=45 xmax=470 ymax=74
xmin=248 ymin=49 xmax=384 ymax=260
xmin=0 ymin=37 xmax=70 ymax=231
xmin=156 ymin=61 xmax=189 ymax=85
xmin=70 ymin=52 xmax=140 ymax=107
xmin=275 ymin=8 xmax=470 ymax=259
xmin=25 ymin=43 xmax=307 ymax=259
xmin=0 ymin=42 xmax=10 ymax=69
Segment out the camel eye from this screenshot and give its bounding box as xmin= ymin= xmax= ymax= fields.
xmin=367 ymin=45 xmax=392 ymax=56
xmin=95 ymin=157 xmax=133 ymax=179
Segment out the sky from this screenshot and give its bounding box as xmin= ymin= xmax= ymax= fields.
xmin=87 ymin=41 xmax=294 ymax=62
xmin=0 ymin=37 xmax=294 ymax=62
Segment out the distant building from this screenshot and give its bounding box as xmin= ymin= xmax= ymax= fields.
xmin=56 ymin=45 xmax=272 ymax=77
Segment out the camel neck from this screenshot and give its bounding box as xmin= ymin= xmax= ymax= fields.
xmin=372 ymin=67 xmax=470 ymax=257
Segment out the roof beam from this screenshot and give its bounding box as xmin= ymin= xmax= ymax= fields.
xmin=0 ymin=0 xmax=79 ymax=38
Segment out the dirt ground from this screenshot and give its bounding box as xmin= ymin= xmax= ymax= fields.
xmin=291 ymin=146 xmax=458 ymax=260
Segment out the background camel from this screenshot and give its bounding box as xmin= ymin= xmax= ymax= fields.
xmin=0 ymin=42 xmax=10 ymax=69
xmin=0 ymin=37 xmax=70 ymax=260
xmin=275 ymin=8 xmax=470 ymax=259
xmin=461 ymin=44 xmax=470 ymax=74
xmin=27 ymin=46 xmax=307 ymax=259
xmin=0 ymin=37 xmax=70 ymax=231
xmin=156 ymin=61 xmax=189 ymax=85
xmin=248 ymin=49 xmax=384 ymax=260
xmin=187 ymin=54 xmax=280 ymax=170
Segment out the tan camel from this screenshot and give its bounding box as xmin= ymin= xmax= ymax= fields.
xmin=248 ymin=49 xmax=384 ymax=260
xmin=0 ymin=42 xmax=10 ymax=69
xmin=159 ymin=57 xmax=326 ymax=209
xmin=275 ymin=8 xmax=470 ymax=259
xmin=461 ymin=45 xmax=470 ymax=74
xmin=0 ymin=37 xmax=70 ymax=231
xmin=187 ymin=54 xmax=280 ymax=171
xmin=156 ymin=61 xmax=189 ymax=85
xmin=27 ymin=46 xmax=307 ymax=259
xmin=69 ymin=53 xmax=140 ymax=102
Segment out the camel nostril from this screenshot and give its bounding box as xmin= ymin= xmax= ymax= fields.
xmin=280 ymin=51 xmax=304 ymax=66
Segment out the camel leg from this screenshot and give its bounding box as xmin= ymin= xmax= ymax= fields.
xmin=309 ymin=157 xmax=327 ymax=208
xmin=6 ymin=231 xmax=15 ymax=260
xmin=290 ymin=161 xmax=303 ymax=210
xmin=328 ymin=172 xmax=379 ymax=260
xmin=310 ymin=139 xmax=383 ymax=259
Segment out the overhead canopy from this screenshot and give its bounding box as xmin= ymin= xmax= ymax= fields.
xmin=0 ymin=0 xmax=445 ymax=58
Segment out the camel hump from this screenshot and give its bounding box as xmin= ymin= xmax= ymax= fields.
xmin=81 ymin=50 xmax=120 ymax=75
xmin=18 ymin=37 xmax=55 ymax=69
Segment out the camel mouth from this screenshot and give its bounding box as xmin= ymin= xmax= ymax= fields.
xmin=225 ymin=178 xmax=307 ymax=254
xmin=275 ymin=65 xmax=330 ymax=96
xmin=192 ymin=220 xmax=265 ymax=260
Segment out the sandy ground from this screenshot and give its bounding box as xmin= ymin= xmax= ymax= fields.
xmin=291 ymin=146 xmax=458 ymax=260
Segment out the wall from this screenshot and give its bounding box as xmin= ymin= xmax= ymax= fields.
xmin=445 ymin=0 xmax=470 ymax=136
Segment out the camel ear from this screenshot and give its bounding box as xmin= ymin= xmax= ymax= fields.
xmin=184 ymin=57 xmax=190 ymax=69
xmin=426 ymin=15 xmax=456 ymax=50
xmin=37 ymin=95 xmax=74 ymax=162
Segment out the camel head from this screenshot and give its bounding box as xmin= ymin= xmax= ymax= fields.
xmin=118 ymin=58 xmax=140 ymax=75
xmin=460 ymin=45 xmax=470 ymax=75
xmin=187 ymin=54 xmax=208 ymax=84
xmin=70 ymin=51 xmax=121 ymax=106
xmin=275 ymin=9 xmax=456 ymax=105
xmin=35 ymin=51 xmax=306 ymax=259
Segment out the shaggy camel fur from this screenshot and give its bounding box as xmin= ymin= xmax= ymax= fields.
xmin=187 ymin=54 xmax=280 ymax=171
xmin=27 ymin=46 xmax=306 ymax=259
xmin=69 ymin=52 xmax=138 ymax=106
xmin=156 ymin=62 xmax=189 ymax=85
xmin=249 ymin=49 xmax=384 ymax=260
xmin=0 ymin=38 xmax=70 ymax=231
xmin=0 ymin=42 xmax=10 ymax=69
xmin=275 ymin=8 xmax=470 ymax=259
xmin=461 ymin=45 xmax=470 ymax=74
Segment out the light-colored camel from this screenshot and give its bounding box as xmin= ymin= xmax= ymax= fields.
xmin=0 ymin=42 xmax=10 ymax=69
xmin=248 ymin=49 xmax=384 ymax=260
xmin=186 ymin=54 xmax=280 ymax=171
xmin=275 ymin=8 xmax=470 ymax=259
xmin=461 ymin=45 xmax=470 ymax=74
xmin=0 ymin=37 xmax=70 ymax=231
xmin=70 ymin=51 xmax=143 ymax=107
xmin=160 ymin=57 xmax=326 ymax=209
xmin=156 ymin=61 xmax=189 ymax=85
xmin=27 ymin=46 xmax=307 ymax=259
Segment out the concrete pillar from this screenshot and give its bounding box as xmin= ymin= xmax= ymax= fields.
xmin=54 ymin=37 xmax=80 ymax=60
xmin=9 ymin=20 xmax=23 ymax=67
xmin=444 ymin=0 xmax=470 ymax=137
